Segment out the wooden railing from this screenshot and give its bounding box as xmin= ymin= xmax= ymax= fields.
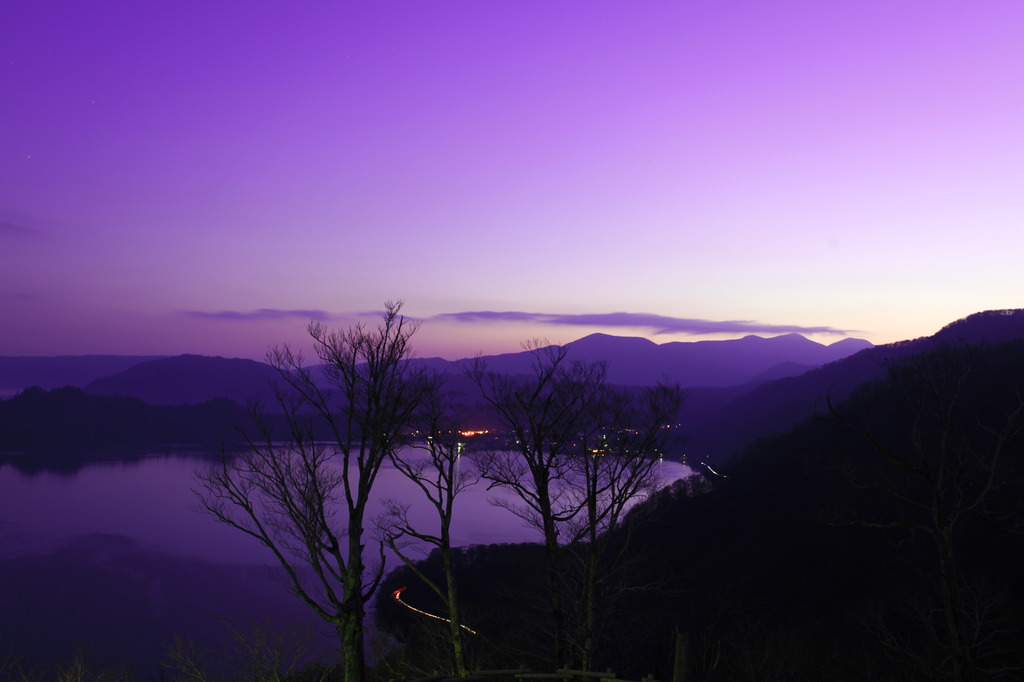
xmin=407 ymin=668 xmax=661 ymax=682
xmin=405 ymin=632 xmax=690 ymax=682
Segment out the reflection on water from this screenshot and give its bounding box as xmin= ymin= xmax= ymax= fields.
xmin=0 ymin=450 xmax=691 ymax=675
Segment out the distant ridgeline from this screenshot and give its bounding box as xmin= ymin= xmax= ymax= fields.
xmin=2 ymin=309 xmax=1024 ymax=460
xmin=686 ymin=309 xmax=1024 ymax=460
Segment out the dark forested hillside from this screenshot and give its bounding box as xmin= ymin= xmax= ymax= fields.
xmin=376 ymin=338 xmax=1024 ymax=681
xmin=0 ymin=386 xmax=253 ymax=456
xmin=685 ymin=308 xmax=1024 ymax=464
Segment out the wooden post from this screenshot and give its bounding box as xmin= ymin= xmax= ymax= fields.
xmin=672 ymin=631 xmax=688 ymax=682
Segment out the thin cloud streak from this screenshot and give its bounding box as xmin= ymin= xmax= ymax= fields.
xmin=0 ymin=291 xmax=39 ymax=302
xmin=185 ymin=308 xmax=335 ymax=322
xmin=0 ymin=221 xmax=41 ymax=239
xmin=432 ymin=311 xmax=849 ymax=336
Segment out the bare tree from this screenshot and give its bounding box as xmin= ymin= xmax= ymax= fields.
xmin=378 ymin=383 xmax=480 ymax=676
xmin=163 ymin=620 xmax=333 ymax=682
xmin=826 ymin=344 xmax=1024 ymax=682
xmin=195 ymin=302 xmax=430 ymax=682
xmin=469 ymin=341 xmax=683 ymax=669
xmin=566 ymin=381 xmax=684 ymax=670
xmin=468 ymin=342 xmax=604 ymax=666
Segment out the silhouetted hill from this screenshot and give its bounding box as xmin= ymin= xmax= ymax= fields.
xmin=686 ymin=308 xmax=1024 ymax=463
xmin=0 ymin=355 xmax=165 ymax=397
xmin=933 ymin=308 xmax=1024 ymax=344
xmin=460 ymin=332 xmax=872 ymax=387
xmin=0 ymin=386 xmax=253 ymax=454
xmin=84 ymin=354 xmax=281 ymax=406
xmin=747 ymin=360 xmax=818 ymax=383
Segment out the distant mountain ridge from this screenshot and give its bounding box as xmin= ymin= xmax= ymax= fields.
xmin=0 ymin=333 xmax=873 ymax=405
xmin=569 ymin=332 xmax=871 ymax=386
xmin=685 ymin=308 xmax=1024 ymax=462
xmin=446 ymin=332 xmax=872 ymax=388
xmin=2 ymin=310 xmax=1023 ymax=460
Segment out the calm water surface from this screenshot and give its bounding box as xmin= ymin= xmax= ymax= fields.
xmin=0 ymin=451 xmax=691 ymax=676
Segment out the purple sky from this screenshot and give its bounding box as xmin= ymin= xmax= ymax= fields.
xmin=2 ymin=2 xmax=1021 ymax=360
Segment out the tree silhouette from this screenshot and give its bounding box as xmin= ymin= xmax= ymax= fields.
xmin=195 ymin=302 xmax=431 ymax=682
xmin=377 ymin=383 xmax=480 ymax=676
xmin=469 ymin=340 xmax=682 ymax=669
xmin=827 ymin=343 xmax=1024 ymax=681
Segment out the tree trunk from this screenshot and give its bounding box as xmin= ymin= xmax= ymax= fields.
xmin=539 ymin=486 xmax=565 ymax=668
xmin=343 ymin=521 xmax=367 ymax=682
xmin=340 ymin=608 xmax=365 ymax=682
xmin=581 ymin=479 xmax=600 ymax=671
xmin=672 ymin=631 xmax=689 ymax=682
xmin=443 ymin=541 xmax=468 ymax=676
xmin=934 ymin=520 xmax=971 ymax=682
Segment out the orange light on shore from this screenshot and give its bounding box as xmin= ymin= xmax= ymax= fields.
xmin=458 ymin=429 xmax=489 ymax=437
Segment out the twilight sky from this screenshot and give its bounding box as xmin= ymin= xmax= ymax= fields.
xmin=2 ymin=1 xmax=1021 ymax=360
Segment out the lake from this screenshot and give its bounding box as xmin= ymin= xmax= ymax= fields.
xmin=0 ymin=450 xmax=691 ymax=677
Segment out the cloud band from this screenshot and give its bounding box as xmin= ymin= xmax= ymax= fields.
xmin=185 ymin=308 xmax=334 ymax=322
xmin=432 ymin=310 xmax=847 ymax=335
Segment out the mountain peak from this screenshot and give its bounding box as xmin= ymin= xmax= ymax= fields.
xmin=84 ymin=354 xmax=280 ymax=405
xmin=828 ymin=337 xmax=873 ymax=352
xmin=568 ymin=333 xmax=658 ymax=349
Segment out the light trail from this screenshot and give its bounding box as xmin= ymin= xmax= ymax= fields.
xmin=391 ymin=586 xmax=478 ymax=635
xmin=701 ymin=461 xmax=728 ymax=478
